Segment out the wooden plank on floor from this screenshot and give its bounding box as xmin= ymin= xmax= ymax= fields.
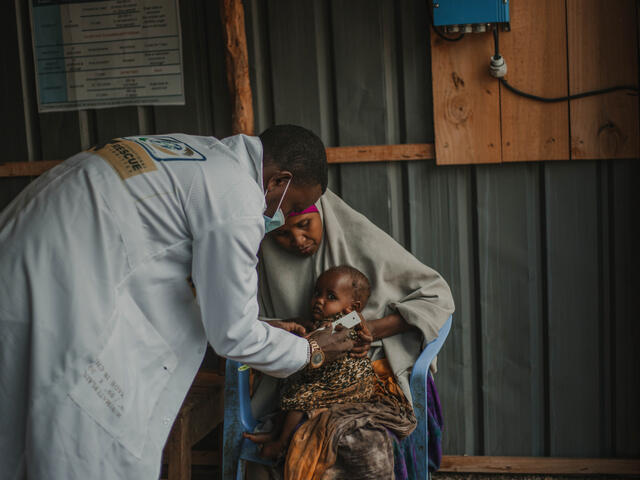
xmin=430 ymin=27 xmax=501 ymax=164
xmin=476 ymin=164 xmax=545 ymax=455
xmin=439 ymin=455 xmax=640 ymax=475
xmin=545 ymin=161 xmax=608 ymax=456
xmin=500 ymin=0 xmax=570 ymax=162
xmin=567 ymin=0 xmax=639 ymax=159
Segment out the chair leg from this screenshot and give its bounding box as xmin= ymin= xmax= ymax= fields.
xmin=235 ymin=458 xmax=246 ymax=480
xmin=167 ymin=416 xmax=191 ymax=480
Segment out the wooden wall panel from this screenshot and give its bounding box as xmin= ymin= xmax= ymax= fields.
xmin=408 ymin=161 xmax=479 ymax=455
xmin=476 ymin=164 xmax=545 ymax=455
xmin=567 ymin=0 xmax=639 ymax=160
xmin=430 ymin=31 xmax=501 ymax=165
xmin=501 ymin=0 xmax=570 ymax=162
xmin=545 ymin=162 xmax=609 ymax=456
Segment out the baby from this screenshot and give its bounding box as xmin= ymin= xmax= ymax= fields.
xmin=245 ymin=265 xmax=378 ymax=459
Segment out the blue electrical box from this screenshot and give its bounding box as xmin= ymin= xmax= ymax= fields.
xmin=432 ymin=0 xmax=509 ymax=28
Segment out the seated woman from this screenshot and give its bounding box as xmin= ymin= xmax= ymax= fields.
xmin=254 ymin=189 xmax=455 ymax=479
xmin=245 ymin=265 xmax=385 ymax=459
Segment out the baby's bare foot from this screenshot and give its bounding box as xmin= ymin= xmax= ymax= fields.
xmin=243 ymin=431 xmax=277 ymax=444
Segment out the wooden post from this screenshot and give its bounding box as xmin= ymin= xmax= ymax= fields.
xmin=220 ymin=0 xmax=255 ymax=135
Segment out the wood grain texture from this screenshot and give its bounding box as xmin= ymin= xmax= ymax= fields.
xmin=326 ymin=144 xmax=433 ymax=163
xmin=440 ymin=455 xmax=640 ymax=474
xmin=430 ymin=30 xmax=501 ymax=165
xmin=220 ymin=0 xmax=254 ymax=135
xmin=0 ymin=160 xmax=62 ymax=177
xmin=500 ymin=0 xmax=570 ymax=162
xmin=567 ymin=0 xmax=639 ymax=159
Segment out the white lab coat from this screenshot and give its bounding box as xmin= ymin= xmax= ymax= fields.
xmin=0 ymin=134 xmax=308 ymax=479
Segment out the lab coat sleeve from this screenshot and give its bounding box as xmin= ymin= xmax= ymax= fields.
xmin=191 ymin=218 xmax=309 ymax=378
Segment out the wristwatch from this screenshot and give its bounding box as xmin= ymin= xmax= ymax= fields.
xmin=308 ymin=339 xmax=325 ymax=369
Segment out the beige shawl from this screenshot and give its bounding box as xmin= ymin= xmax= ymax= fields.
xmin=257 ymin=189 xmax=454 ymax=403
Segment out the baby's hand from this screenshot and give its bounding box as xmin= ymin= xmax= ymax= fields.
xmin=349 ymin=315 xmax=373 ymax=358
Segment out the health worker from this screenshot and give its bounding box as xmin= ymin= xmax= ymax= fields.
xmin=0 ymin=124 xmax=354 ymax=479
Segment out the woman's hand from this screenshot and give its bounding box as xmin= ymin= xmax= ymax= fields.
xmin=350 ymin=313 xmax=373 ymax=358
xmin=267 ymin=320 xmax=307 ymax=337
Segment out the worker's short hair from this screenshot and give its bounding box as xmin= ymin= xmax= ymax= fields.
xmin=324 ymin=265 xmax=371 ymax=307
xmin=260 ymin=125 xmax=328 ymax=193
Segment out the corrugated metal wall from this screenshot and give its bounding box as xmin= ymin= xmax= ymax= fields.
xmin=2 ymin=0 xmax=639 ymax=459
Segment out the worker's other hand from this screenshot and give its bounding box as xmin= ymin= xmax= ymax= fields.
xmin=268 ymin=320 xmax=306 ymax=337
xmin=288 ymin=316 xmax=315 ymax=332
xmin=306 ymin=327 xmax=355 ymax=364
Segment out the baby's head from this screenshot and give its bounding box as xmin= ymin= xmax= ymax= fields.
xmin=310 ymin=265 xmax=370 ymax=323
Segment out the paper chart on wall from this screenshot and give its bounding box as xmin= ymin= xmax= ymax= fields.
xmin=30 ymin=0 xmax=185 ymax=112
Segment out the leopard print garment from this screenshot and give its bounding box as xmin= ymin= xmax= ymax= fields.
xmin=280 ymin=353 xmax=378 ymax=412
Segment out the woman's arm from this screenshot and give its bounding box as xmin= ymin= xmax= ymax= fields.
xmin=366 ymin=313 xmax=416 ymax=340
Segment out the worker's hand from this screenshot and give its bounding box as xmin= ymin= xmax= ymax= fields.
xmin=306 ymin=327 xmax=355 ymax=364
xmin=267 ymin=320 xmax=306 ymax=337
xmin=349 ymin=314 xmax=373 ymax=358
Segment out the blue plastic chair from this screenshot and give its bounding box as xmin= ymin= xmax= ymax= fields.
xmin=222 ymin=315 xmax=452 ymax=480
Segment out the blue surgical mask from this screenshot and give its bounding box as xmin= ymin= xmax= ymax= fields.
xmin=263 ymin=176 xmax=292 ymax=233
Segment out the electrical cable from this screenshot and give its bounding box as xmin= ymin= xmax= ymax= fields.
xmin=500 ymin=79 xmax=638 ymax=103
xmin=491 ymin=28 xmax=639 ymax=102
xmin=432 ymin=25 xmax=465 ymax=42
xmin=426 ymin=2 xmax=465 ymax=42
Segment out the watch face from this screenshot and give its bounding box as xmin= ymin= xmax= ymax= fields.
xmin=312 ymin=352 xmax=323 ymax=365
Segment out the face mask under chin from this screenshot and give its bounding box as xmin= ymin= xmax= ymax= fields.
xmin=263 ymin=176 xmax=292 ymax=233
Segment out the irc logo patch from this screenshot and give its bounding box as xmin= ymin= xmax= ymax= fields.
xmin=128 ymin=136 xmax=206 ymax=162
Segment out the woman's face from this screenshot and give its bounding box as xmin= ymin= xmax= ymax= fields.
xmin=270 ymin=212 xmax=323 ymax=256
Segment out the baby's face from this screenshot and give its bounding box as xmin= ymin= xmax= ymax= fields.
xmin=310 ymin=271 xmax=355 ymax=322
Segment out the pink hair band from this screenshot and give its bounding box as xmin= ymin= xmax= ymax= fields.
xmin=288 ymin=205 xmax=319 ymax=217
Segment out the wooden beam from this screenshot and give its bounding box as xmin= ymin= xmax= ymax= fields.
xmin=439 ymin=455 xmax=640 ymax=475
xmin=0 ymin=144 xmax=436 ymax=178
xmin=0 ymin=160 xmax=62 ymax=178
xmin=326 ymin=143 xmax=434 ymax=164
xmin=220 ymin=0 xmax=254 ymax=135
